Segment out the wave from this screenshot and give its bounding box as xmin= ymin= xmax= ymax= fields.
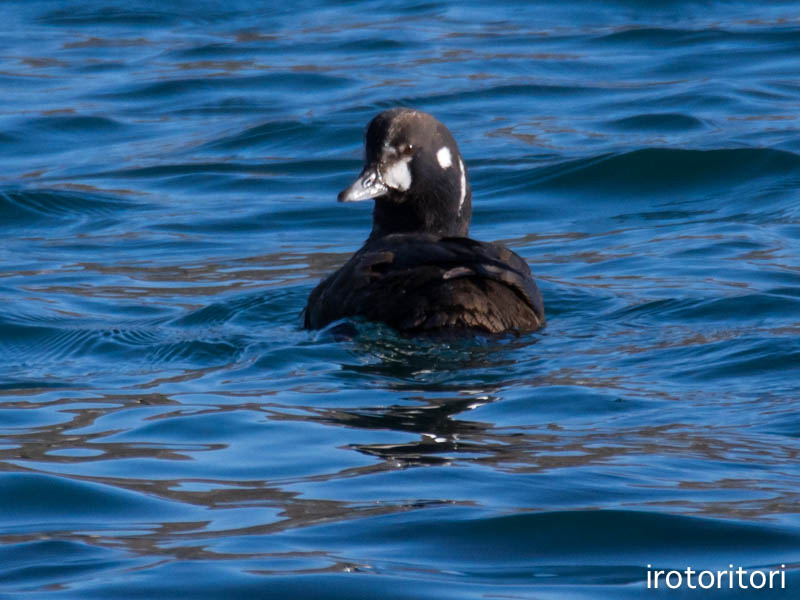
xmin=0 ymin=315 xmax=242 ymax=373
xmin=610 ymin=289 xmax=800 ymax=324
xmin=303 ymin=508 xmax=800 ymax=578
xmin=480 ymin=147 xmax=800 ymax=201
xmin=0 ymin=289 xmax=304 ymax=374
xmin=37 ymin=6 xmax=183 ymax=26
xmin=202 ymin=119 xmax=360 ymax=153
xmin=0 ymin=313 xmax=166 ymax=364
xmin=597 ymin=25 xmax=800 ymax=47
xmin=24 ymin=115 xmax=125 ymax=134
xmin=604 ymin=112 xmax=706 ymax=132
xmin=0 ymin=188 xmax=139 ymax=228
xmin=101 ymin=72 xmax=353 ymax=102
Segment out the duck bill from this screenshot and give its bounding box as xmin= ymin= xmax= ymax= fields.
xmin=337 ymin=165 xmax=388 ymax=202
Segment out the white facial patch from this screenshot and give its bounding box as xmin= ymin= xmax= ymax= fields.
xmin=383 ymin=157 xmax=412 ymax=191
xmin=458 ymin=158 xmax=466 ymax=214
xmin=436 ymin=146 xmax=452 ymax=169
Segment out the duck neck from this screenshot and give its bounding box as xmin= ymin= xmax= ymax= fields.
xmin=369 ymin=193 xmax=471 ymax=241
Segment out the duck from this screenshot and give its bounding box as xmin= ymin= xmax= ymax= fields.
xmin=303 ymin=108 xmax=544 ymax=334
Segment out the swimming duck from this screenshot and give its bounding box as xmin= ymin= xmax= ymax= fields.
xmin=304 ymin=108 xmax=544 ymax=334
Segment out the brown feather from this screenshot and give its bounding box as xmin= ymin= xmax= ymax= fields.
xmin=304 ymin=233 xmax=544 ymax=334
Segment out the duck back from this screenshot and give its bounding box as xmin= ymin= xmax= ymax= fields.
xmin=304 ymin=233 xmax=544 ymax=334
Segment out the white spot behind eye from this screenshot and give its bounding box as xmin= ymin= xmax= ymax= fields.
xmin=458 ymin=158 xmax=466 ymax=214
xmin=436 ymin=146 xmax=452 ymax=169
xmin=383 ymin=157 xmax=412 ymax=191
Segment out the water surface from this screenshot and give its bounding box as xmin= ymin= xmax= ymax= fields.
xmin=1 ymin=1 xmax=800 ymax=598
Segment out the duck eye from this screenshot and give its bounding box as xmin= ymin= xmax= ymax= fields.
xmin=397 ymin=143 xmax=414 ymax=156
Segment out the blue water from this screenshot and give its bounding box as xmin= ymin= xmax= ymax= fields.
xmin=2 ymin=1 xmax=800 ymax=598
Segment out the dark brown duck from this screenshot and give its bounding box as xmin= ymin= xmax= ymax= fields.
xmin=304 ymin=108 xmax=545 ymax=334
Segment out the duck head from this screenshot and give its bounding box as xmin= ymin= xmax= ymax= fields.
xmin=338 ymin=108 xmax=472 ymax=240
